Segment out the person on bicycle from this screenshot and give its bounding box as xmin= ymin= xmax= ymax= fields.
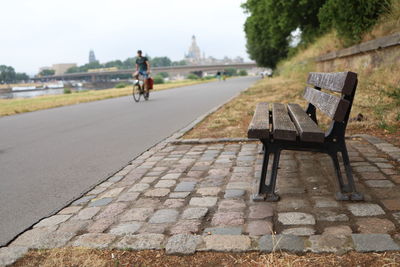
xmin=134 ymin=50 xmax=151 ymax=91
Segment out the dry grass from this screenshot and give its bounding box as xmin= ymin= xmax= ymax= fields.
xmin=363 ymin=0 xmax=400 ymax=42
xmin=12 ymin=248 xmax=400 ymax=267
xmin=185 ymin=77 xmax=307 ymax=139
xmin=0 ymin=79 xmax=213 ymax=117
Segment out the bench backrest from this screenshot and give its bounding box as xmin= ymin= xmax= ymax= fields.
xmin=304 ymin=71 xmax=358 ymax=124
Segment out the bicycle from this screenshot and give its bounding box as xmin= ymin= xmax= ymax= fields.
xmin=132 ymin=74 xmax=149 ymax=102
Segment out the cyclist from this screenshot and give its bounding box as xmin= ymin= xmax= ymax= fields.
xmin=134 ymin=50 xmax=151 ymax=92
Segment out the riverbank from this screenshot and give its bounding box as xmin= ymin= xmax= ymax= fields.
xmin=0 ymin=79 xmax=213 ymax=117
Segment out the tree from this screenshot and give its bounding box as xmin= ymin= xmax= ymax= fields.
xmin=39 ymin=69 xmax=55 ymax=76
xmin=239 ymin=70 xmax=248 ymax=76
xmin=15 ymin=72 xmax=30 ymax=81
xmin=151 ymin=57 xmax=172 ymax=67
xmin=0 ymin=65 xmax=16 ymax=83
xmin=242 ymin=0 xmax=326 ymax=68
xmin=172 ymin=60 xmax=187 ymax=66
xmin=153 ymin=75 xmax=165 ymax=84
xmin=104 ymin=60 xmax=123 ymax=68
xmin=157 ymin=72 xmax=169 ymax=78
xmin=224 ymin=68 xmax=237 ymax=76
xmin=318 ymin=0 xmax=390 ymax=46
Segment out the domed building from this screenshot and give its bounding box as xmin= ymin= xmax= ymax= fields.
xmin=184 ymin=35 xmax=203 ymax=64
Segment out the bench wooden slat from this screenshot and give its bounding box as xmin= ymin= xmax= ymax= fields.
xmin=287 ymin=103 xmax=325 ymax=143
xmin=248 ymin=102 xmax=270 ymax=139
xmin=303 ymin=87 xmax=350 ymax=122
xmin=272 ymin=103 xmax=297 ymax=141
xmin=307 ymin=71 xmax=357 ymax=95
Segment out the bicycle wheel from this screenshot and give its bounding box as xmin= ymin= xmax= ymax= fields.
xmin=132 ymin=84 xmax=141 ymax=102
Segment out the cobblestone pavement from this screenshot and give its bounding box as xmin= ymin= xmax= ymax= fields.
xmin=1 ymin=136 xmax=400 ymax=265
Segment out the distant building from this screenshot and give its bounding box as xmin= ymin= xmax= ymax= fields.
xmin=38 ymin=63 xmax=77 ymax=76
xmin=184 ymin=36 xmax=204 ymax=64
xmin=183 ymin=35 xmax=245 ymax=65
xmin=89 ymin=50 xmax=97 ymax=63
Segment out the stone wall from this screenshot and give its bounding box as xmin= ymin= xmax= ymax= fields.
xmin=315 ymin=32 xmax=400 ymax=72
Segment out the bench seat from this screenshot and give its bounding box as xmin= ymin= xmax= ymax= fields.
xmin=248 ymin=102 xmax=325 ymax=143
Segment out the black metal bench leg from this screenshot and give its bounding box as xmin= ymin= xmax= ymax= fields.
xmin=265 ymin=149 xmax=281 ymax=201
xmin=329 ymin=151 xmax=350 ymax=200
xmin=253 ymin=144 xmax=270 ymax=201
xmin=341 ymin=147 xmax=364 ymax=201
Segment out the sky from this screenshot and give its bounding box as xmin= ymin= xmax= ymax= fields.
xmin=0 ymin=0 xmax=249 ymax=75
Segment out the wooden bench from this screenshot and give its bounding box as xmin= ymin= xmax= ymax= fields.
xmin=248 ymin=71 xmax=363 ymax=202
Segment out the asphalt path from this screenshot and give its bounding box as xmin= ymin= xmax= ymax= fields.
xmin=0 ymin=76 xmax=257 ymax=246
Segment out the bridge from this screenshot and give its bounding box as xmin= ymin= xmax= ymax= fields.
xmin=33 ymin=63 xmax=258 ymax=81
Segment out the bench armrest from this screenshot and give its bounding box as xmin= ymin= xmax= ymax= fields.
xmin=248 ymin=102 xmax=270 ymax=139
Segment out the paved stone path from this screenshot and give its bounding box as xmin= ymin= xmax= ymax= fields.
xmin=1 ymin=135 xmax=400 ymax=265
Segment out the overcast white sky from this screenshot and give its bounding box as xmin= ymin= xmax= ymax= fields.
xmin=0 ymin=0 xmax=249 ymax=75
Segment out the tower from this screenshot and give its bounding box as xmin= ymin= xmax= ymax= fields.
xmin=185 ymin=35 xmax=202 ymax=64
xmin=89 ymin=50 xmax=97 ymax=63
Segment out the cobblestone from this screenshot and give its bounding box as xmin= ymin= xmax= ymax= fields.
xmin=166 ymin=234 xmax=201 ymax=255
xmin=203 ymin=235 xmax=251 ymax=252
xmin=175 ymin=182 xmax=197 ymax=192
xmin=182 ymin=208 xmax=208 ymax=220
xmin=246 ymin=220 xmax=273 ymax=236
xmin=352 ymin=234 xmax=400 ymax=252
xmin=5 ymin=137 xmax=400 ymax=258
xmin=211 ymin=212 xmax=244 ymax=226
xmin=365 ymin=180 xmax=395 ymax=188
xmin=203 ymin=227 xmax=242 ymax=235
xmin=281 ymin=227 xmax=316 ymax=236
xmin=95 ymin=203 xmax=127 ymax=219
xmin=114 ymin=234 xmax=164 ymax=250
xmin=356 ymin=218 xmax=396 ymax=233
xmin=129 ymin=183 xmax=150 ymax=192
xmin=169 ymin=192 xmax=191 ymax=198
xmin=0 ymin=246 xmax=28 ymax=267
xmin=109 ymin=222 xmax=142 ymax=235
xmin=88 ymin=197 xmax=113 ymax=207
xmin=155 ymin=180 xmax=176 ymax=188
xmin=278 ymin=212 xmax=315 ymax=225
xmin=248 ymin=204 xmax=273 ymax=219
xmin=149 ymin=209 xmax=179 ymax=224
xmin=121 ymin=208 xmax=154 ymax=222
xmin=170 ymin=220 xmax=200 ymax=234
xmin=259 ymin=235 xmax=304 ymax=253
xmin=189 ymin=197 xmax=217 ymax=207
xmin=224 ymin=189 xmax=245 ymax=198
xmin=218 ymin=199 xmax=246 ymax=211
xmin=144 ymin=188 xmax=170 ymax=197
xmin=87 ymin=218 xmax=115 ymax=233
xmin=197 ymin=187 xmax=221 ymax=196
xmin=381 ymin=199 xmax=400 ymax=211
xmin=34 ymin=215 xmax=72 ymax=228
xmin=347 ymin=203 xmax=385 ymax=216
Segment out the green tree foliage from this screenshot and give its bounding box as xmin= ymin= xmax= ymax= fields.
xmin=157 ymin=72 xmax=169 ymax=78
xmin=242 ymin=0 xmax=390 ymax=67
xmin=15 ymin=72 xmax=30 ymax=81
xmin=0 ymin=65 xmax=16 ymax=83
xmin=39 ymin=69 xmax=55 ymax=76
xmin=172 ymin=60 xmax=187 ymax=66
xmin=153 ymin=75 xmax=165 ymax=84
xmin=239 ymin=69 xmax=248 ymax=76
xmin=319 ymin=0 xmax=390 ymax=45
xmin=186 ymin=73 xmax=200 ymax=80
xmin=224 ymin=68 xmax=238 ymax=76
xmin=242 ymin=0 xmax=325 ymax=68
xmin=151 ymin=57 xmax=172 ymax=67
xmin=0 ymin=65 xmax=27 ymax=82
